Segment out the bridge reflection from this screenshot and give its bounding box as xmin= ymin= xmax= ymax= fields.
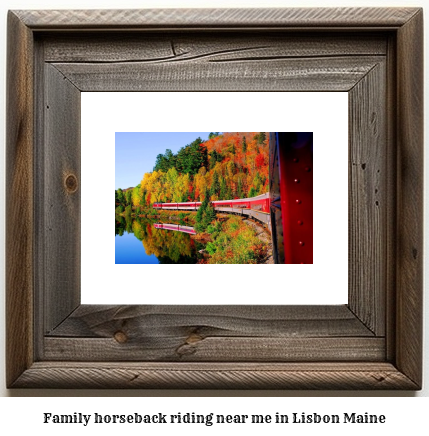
xmin=153 ymin=223 xmax=196 ymax=235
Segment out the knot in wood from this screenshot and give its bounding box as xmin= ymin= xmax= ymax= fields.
xmin=65 ymin=174 xmax=78 ymax=193
xmin=114 ymin=331 xmax=128 ymax=343
xmin=186 ymin=333 xmax=203 ymax=344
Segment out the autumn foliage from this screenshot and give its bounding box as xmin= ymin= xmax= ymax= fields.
xmin=205 ymin=216 xmax=268 ymax=264
xmin=115 ymin=132 xmax=269 ymax=208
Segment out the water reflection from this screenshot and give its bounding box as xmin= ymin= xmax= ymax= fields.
xmin=153 ymin=223 xmax=196 ymax=235
xmin=115 ymin=215 xmax=204 ymax=264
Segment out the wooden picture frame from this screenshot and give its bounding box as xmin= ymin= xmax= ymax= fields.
xmin=6 ymin=8 xmax=423 ymax=389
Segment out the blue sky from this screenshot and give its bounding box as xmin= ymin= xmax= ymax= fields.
xmin=115 ymin=132 xmax=212 ymax=190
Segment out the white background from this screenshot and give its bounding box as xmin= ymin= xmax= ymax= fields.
xmin=0 ymin=0 xmax=428 ymax=425
xmin=81 ymin=92 xmax=348 ymax=305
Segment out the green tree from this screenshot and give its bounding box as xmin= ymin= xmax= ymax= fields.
xmin=140 ymin=189 xmax=146 ymax=205
xmin=236 ymin=178 xmax=243 ymax=199
xmin=219 ymin=177 xmax=227 ymax=200
xmin=242 ymin=136 xmax=247 ymax=153
xmin=176 ymin=138 xmax=208 ymax=175
xmin=254 ymin=132 xmax=267 ymax=144
xmin=164 ymin=148 xmax=175 ymax=169
xmin=204 ymin=204 xmax=216 ymax=227
xmin=195 ymin=188 xmax=216 ymax=232
xmin=248 ymin=187 xmax=257 ymax=198
xmin=131 ymin=186 xmax=141 ymax=207
xmin=125 ymin=189 xmax=133 ymax=206
xmin=153 ymin=148 xmax=176 ymax=172
xmin=209 ymin=149 xmax=223 ymax=169
xmin=226 ymin=183 xmax=233 ymax=200
xmin=153 ymin=153 xmax=167 ymax=172
xmin=210 ymin=171 xmax=220 ymax=198
xmin=124 ymin=204 xmax=132 ymax=219
xmin=116 ymin=188 xmax=125 ymax=205
xmin=253 ymin=171 xmax=263 ymax=194
xmin=209 ymin=150 xmax=218 ymax=169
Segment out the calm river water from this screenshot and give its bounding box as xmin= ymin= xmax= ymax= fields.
xmin=115 ymin=216 xmax=204 ymax=264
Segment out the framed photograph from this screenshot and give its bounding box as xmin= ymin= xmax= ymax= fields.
xmin=6 ymin=7 xmax=423 ymax=389
xmin=82 ymin=93 xmax=346 ymax=306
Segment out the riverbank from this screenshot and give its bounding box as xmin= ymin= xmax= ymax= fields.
xmin=194 ymin=215 xmax=270 ymax=264
xmin=116 ymin=208 xmax=272 ymax=264
xmin=243 ymin=219 xmax=273 ymax=264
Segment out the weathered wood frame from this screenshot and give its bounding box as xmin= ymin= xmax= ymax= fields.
xmin=6 ymin=8 xmax=423 ymax=389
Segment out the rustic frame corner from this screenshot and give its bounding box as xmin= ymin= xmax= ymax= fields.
xmin=6 ymin=7 xmax=423 ymax=390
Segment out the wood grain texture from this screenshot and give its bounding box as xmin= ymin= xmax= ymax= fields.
xmin=42 ymin=33 xmax=387 ymax=63
xmin=385 ymin=34 xmax=397 ymax=363
xmin=33 ymin=38 xmax=46 ymax=361
xmin=14 ymin=8 xmax=420 ymax=29
xmin=44 ymin=64 xmax=81 ymax=333
xmin=44 ymin=305 xmax=379 ymax=362
xmin=44 ymin=337 xmax=385 ymax=362
xmin=47 ymin=305 xmax=375 ymax=338
xmin=11 ymin=362 xmax=419 ymax=390
xmin=6 ymin=7 xmax=423 ymax=390
xmin=348 ymin=61 xmax=386 ymax=336
xmin=6 ymin=11 xmax=35 ymax=388
xmin=52 ymin=56 xmax=383 ymax=92
xmin=395 ymin=10 xmax=423 ymax=388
